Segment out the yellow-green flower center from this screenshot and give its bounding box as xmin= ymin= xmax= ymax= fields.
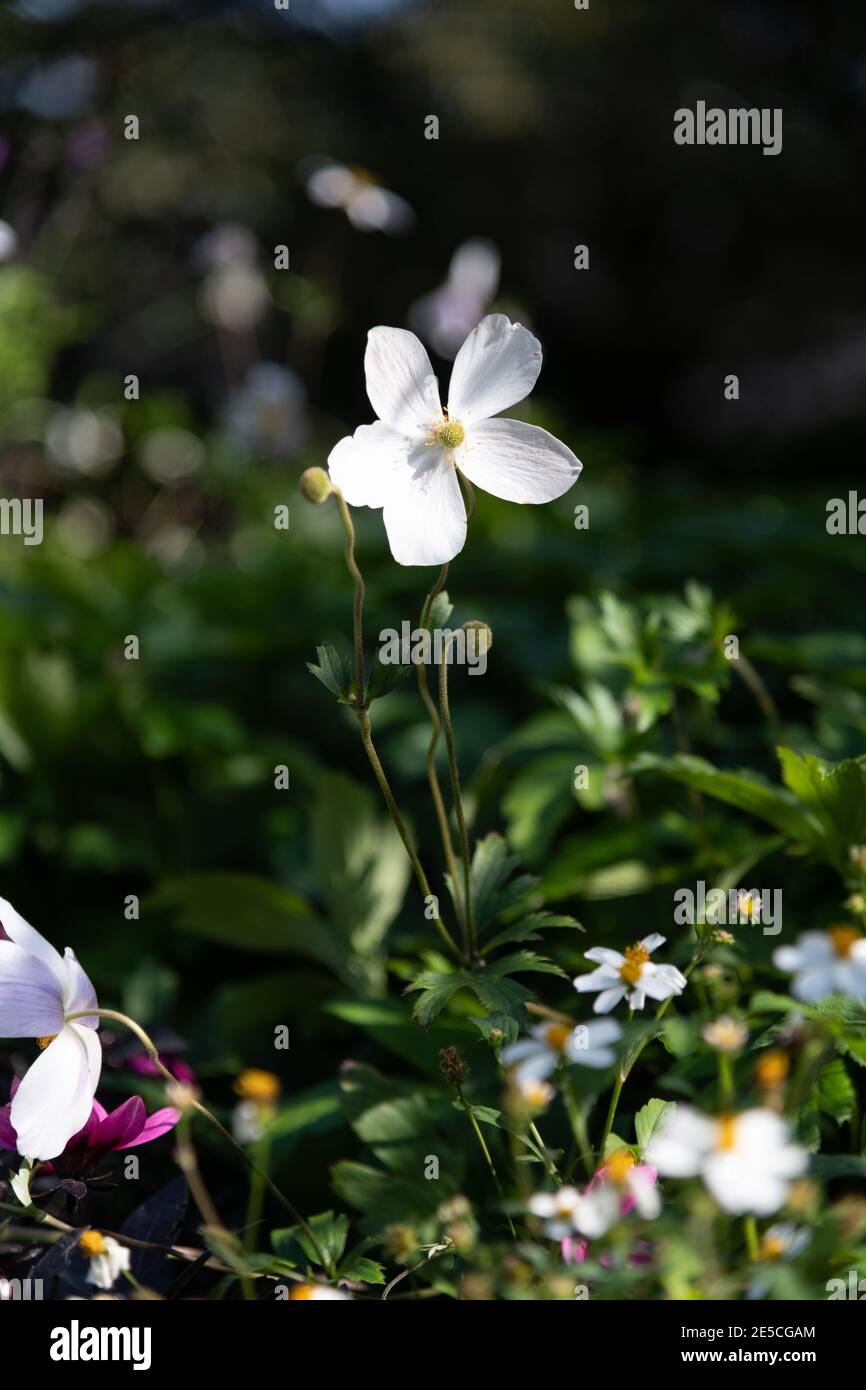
xmin=436 ymin=420 xmax=465 ymax=450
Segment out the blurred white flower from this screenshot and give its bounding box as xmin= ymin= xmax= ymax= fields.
xmin=773 ymin=926 xmax=866 ymax=1001
xmin=410 ymin=238 xmax=500 ymax=358
xmin=288 ymin=1283 xmax=351 ymax=1300
xmin=195 ymin=224 xmax=270 ymax=334
xmin=0 ymin=221 xmax=17 ymax=262
xmin=139 ymin=427 xmax=204 ymax=486
xmin=327 ymin=314 xmax=581 ymax=566
xmin=528 ymin=1185 xmax=582 ymax=1239
xmin=503 ymin=1018 xmax=621 ymax=1087
xmin=646 ymin=1106 xmax=807 ymax=1215
xmin=305 ymin=158 xmax=413 ymax=234
xmin=226 ymin=362 xmax=308 ymax=458
xmin=45 ymin=407 xmax=123 ymax=477
xmin=574 ymin=934 xmax=687 ymax=1014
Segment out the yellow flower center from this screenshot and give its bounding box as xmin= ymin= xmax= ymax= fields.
xmin=759 ymin=1233 xmax=785 ymax=1261
xmin=79 ymin=1231 xmax=107 ymax=1258
xmin=716 ymin=1114 xmax=738 ymax=1151
xmin=618 ymin=943 xmax=650 ymax=986
xmin=755 ymin=1049 xmax=789 ymax=1088
xmin=605 ymin=1148 xmax=636 ymax=1185
xmin=436 ymin=419 xmax=465 ymax=451
xmin=289 ymin=1283 xmax=318 ymax=1300
xmin=829 ymin=925 xmax=861 ymax=958
xmin=234 ymin=1068 xmax=281 ymax=1104
xmin=544 ymin=1023 xmax=573 ymax=1053
xmin=37 ymin=1035 xmax=57 ymax=1050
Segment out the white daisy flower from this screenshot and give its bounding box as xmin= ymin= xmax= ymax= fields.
xmin=528 ymin=1185 xmax=582 ymax=1239
xmin=773 ymin=926 xmax=866 ymax=1002
xmin=645 ymin=1106 xmax=808 ymax=1216
xmin=81 ymin=1232 xmax=131 ymax=1291
xmin=305 ymin=159 xmax=413 ymax=234
xmin=573 ymin=934 xmax=687 ymax=1014
xmin=327 ymin=314 xmax=582 ymax=566
xmin=503 ymin=1018 xmax=622 ymax=1086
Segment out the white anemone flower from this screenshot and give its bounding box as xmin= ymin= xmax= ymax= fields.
xmin=773 ymin=926 xmax=866 ymax=1002
xmin=305 ymin=159 xmax=413 ymax=234
xmin=528 ymin=1185 xmax=582 ymax=1240
xmin=327 ymin=314 xmax=582 ymax=566
xmin=503 ymin=1018 xmax=621 ymax=1087
xmin=409 ymin=237 xmax=501 ymax=358
xmin=645 ymin=1106 xmax=808 ymax=1215
xmin=573 ymin=933 xmax=687 ymax=1014
xmin=0 ymin=897 xmax=100 ymax=1160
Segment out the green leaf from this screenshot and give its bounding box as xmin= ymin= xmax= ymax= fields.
xmin=306 ymin=643 xmax=354 ymax=703
xmin=469 ymin=835 xmax=536 ymax=931
xmin=338 ymin=1254 xmax=385 ymax=1284
xmin=404 ymin=971 xmax=469 ymax=1027
xmin=632 ymin=752 xmax=818 ymax=844
xmin=272 ymin=1210 xmax=349 ymax=1270
xmin=311 ymin=773 xmax=410 ymax=962
xmin=147 ymin=873 xmax=340 ymax=964
xmin=635 ymin=1099 xmax=677 ymax=1155
xmin=427 ymin=590 xmax=454 ymax=629
xmin=481 ymin=911 xmax=583 ymax=954
xmin=814 ymin=1058 xmax=856 ymax=1125
xmin=468 ymin=1012 xmax=520 ymax=1048
xmin=366 ymin=657 xmax=411 ymax=703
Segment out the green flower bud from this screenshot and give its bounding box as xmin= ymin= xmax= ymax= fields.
xmin=461 ymin=620 xmax=493 ymax=656
xmin=299 ymin=467 xmax=332 ymax=504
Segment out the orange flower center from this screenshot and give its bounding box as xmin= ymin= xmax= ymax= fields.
xmin=289 ymin=1283 xmax=316 ymax=1300
xmin=755 ymin=1049 xmax=789 ymax=1088
xmin=605 ymin=1149 xmax=636 ymax=1185
xmin=829 ymin=925 xmax=861 ymax=958
xmin=544 ymin=1023 xmax=573 ymax=1053
xmin=233 ymin=1068 xmax=281 ymax=1104
xmin=619 ymin=943 xmax=650 ymax=985
xmin=716 ymin=1114 xmax=738 ymax=1151
xmin=79 ymin=1230 xmax=107 ymax=1258
xmin=36 ymin=1035 xmax=57 ymax=1050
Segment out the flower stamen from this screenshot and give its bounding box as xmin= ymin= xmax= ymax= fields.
xmin=619 ymin=943 xmax=650 ymax=986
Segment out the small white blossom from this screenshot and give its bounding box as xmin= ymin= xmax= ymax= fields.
xmin=573 ymin=934 xmax=687 ymax=1013
xmin=773 ymin=926 xmax=866 ymax=1002
xmin=646 ymin=1106 xmax=807 ymax=1215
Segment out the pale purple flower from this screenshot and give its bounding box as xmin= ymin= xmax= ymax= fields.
xmin=0 ymin=897 xmax=101 ymax=1160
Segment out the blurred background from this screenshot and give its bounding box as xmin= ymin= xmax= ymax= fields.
xmin=0 ymin=0 xmax=864 ymax=1223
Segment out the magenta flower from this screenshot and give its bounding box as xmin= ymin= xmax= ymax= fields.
xmin=0 ymin=1081 xmax=179 ymax=1177
xmin=127 ymin=1052 xmax=196 ymax=1086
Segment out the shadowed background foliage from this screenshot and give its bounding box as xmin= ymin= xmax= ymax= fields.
xmin=0 ymin=0 xmax=864 ymax=1227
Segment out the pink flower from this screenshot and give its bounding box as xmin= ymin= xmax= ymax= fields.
xmin=560 ymin=1157 xmax=659 ymax=1263
xmin=0 ymin=1080 xmax=179 ymax=1178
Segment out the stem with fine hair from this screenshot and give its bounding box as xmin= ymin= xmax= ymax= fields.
xmin=439 ymin=646 xmax=475 ymax=958
xmin=455 ymin=1084 xmax=516 ymax=1239
xmin=329 ymin=486 xmax=465 ymax=964
xmin=417 ymin=562 xmax=467 ymax=940
xmin=65 ymin=1007 xmax=333 ymax=1274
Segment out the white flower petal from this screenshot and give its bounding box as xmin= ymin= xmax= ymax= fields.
xmin=0 ymin=897 xmax=66 ymax=992
xmin=11 ymin=1022 xmax=101 ymax=1160
xmin=583 ymin=947 xmax=624 ymax=967
xmin=447 ymin=315 xmax=541 ymax=423
xmin=365 ymin=327 xmax=441 ymax=435
xmin=513 ymin=1051 xmax=556 ymax=1085
xmin=593 ymin=986 xmax=626 ymax=1014
xmin=382 ymin=455 xmax=467 ymax=566
xmin=0 ymin=941 xmax=64 ymax=1037
xmin=327 ymin=422 xmax=407 ymax=509
xmin=640 ymin=933 xmax=666 ymax=953
xmin=459 ymin=417 xmax=580 ymax=504
xmin=61 ymin=948 xmax=99 ymax=1026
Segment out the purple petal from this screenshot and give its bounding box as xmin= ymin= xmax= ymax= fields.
xmin=0 ymin=941 xmax=64 ymax=1037
xmin=0 ymin=1102 xmax=18 ymax=1151
xmin=96 ymin=1095 xmax=146 ymax=1151
xmin=115 ymin=1106 xmax=181 ymax=1148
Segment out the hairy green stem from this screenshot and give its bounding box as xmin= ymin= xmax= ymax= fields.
xmin=439 ymin=649 xmax=475 ymax=957
xmin=456 ymin=1085 xmax=516 ymax=1239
